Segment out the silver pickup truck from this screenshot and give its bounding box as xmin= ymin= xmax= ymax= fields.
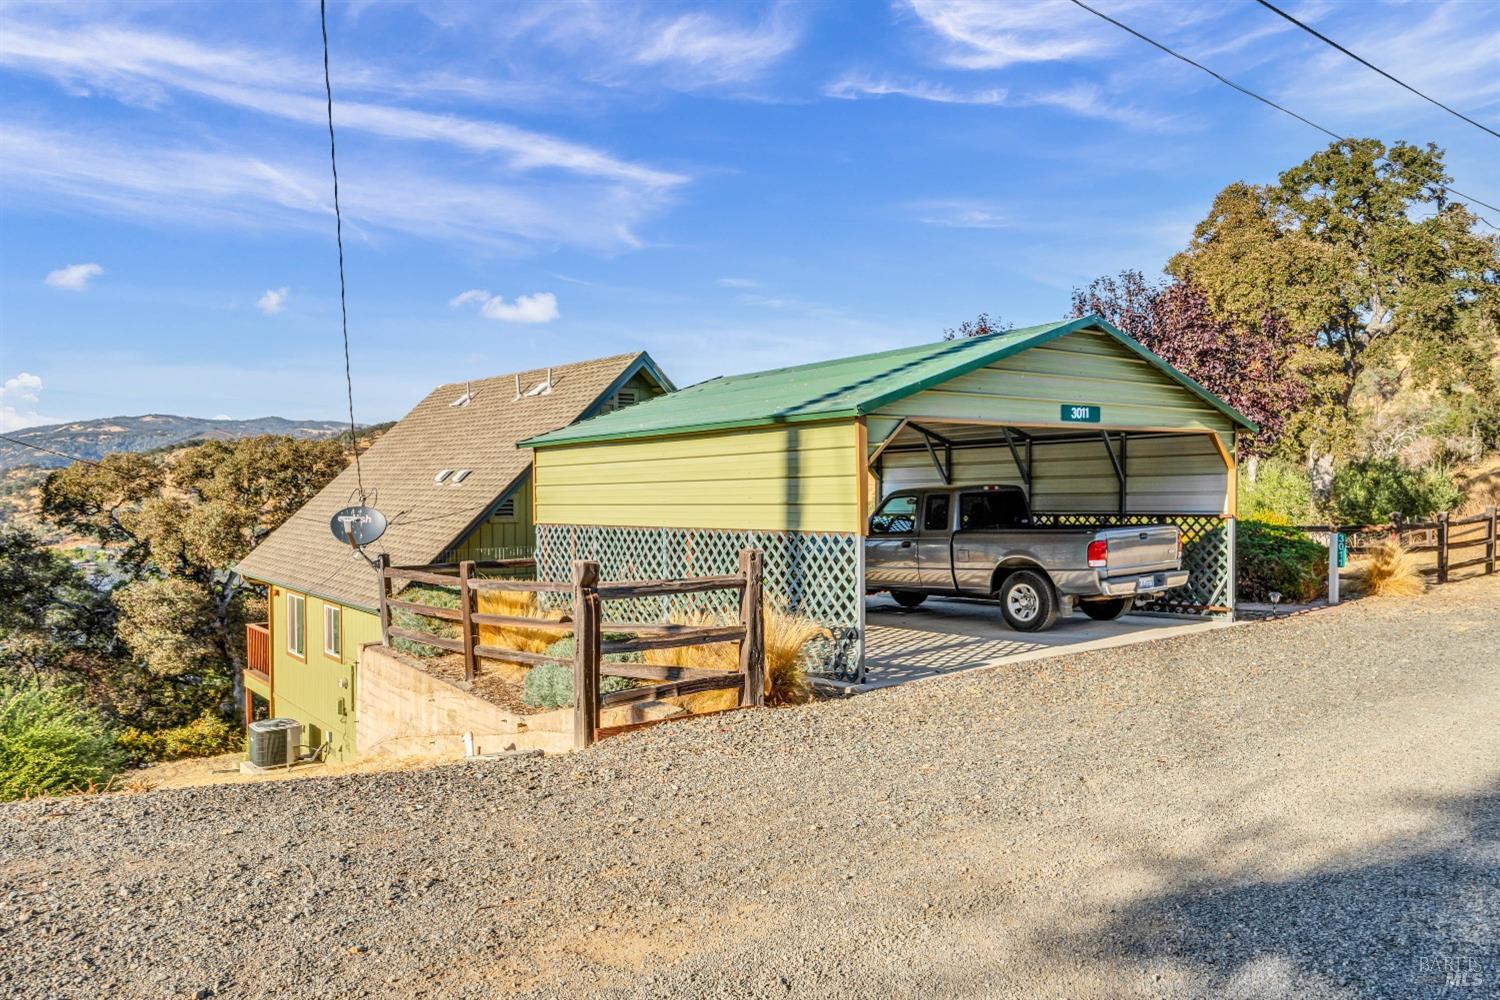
xmin=866 ymin=484 xmax=1188 ymax=632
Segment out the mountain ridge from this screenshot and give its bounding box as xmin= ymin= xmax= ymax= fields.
xmin=0 ymin=414 xmax=355 ymax=471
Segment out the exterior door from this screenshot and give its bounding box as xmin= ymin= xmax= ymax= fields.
xmin=866 ymin=494 xmax=920 ymax=588
xmin=917 ymin=493 xmax=956 ymax=589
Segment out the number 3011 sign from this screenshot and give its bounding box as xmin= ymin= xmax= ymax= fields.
xmin=1061 ymin=404 xmax=1101 ymax=423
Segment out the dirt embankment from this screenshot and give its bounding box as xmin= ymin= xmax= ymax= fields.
xmin=2 ymin=576 xmax=1497 ymax=999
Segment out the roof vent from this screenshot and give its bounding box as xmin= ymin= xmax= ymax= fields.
xmin=451 ymin=469 xmax=473 ymax=484
xmin=525 ymin=368 xmax=553 ymax=397
xmin=450 ymin=381 xmax=474 ymax=407
xmin=434 ymin=469 xmax=453 ymax=484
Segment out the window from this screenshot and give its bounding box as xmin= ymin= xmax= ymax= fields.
xmin=959 ymin=489 xmax=1030 ymax=530
xmin=285 ymin=593 xmax=305 ymax=658
xmin=323 ymin=604 xmax=342 ymax=659
xmin=923 ymin=494 xmax=950 ymax=532
xmin=869 ymin=495 xmax=917 ymax=535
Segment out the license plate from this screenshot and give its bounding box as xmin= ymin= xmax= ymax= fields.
xmin=1139 ymin=574 xmax=1164 ymax=590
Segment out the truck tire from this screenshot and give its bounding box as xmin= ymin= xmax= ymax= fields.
xmin=891 ymin=591 xmax=927 ymax=608
xmin=1081 ymin=597 xmax=1134 ymax=621
xmin=998 ymin=570 xmax=1058 ymax=632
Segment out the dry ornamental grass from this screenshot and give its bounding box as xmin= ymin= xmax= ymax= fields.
xmin=1352 ymin=538 xmax=1425 ymax=598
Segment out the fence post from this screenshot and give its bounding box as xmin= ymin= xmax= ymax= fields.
xmin=1436 ymin=512 xmax=1449 ymax=584
xmin=571 ymin=560 xmax=600 ymax=749
xmin=376 ymin=553 xmax=392 ymax=645
xmin=738 ymin=548 xmax=766 ymax=708
xmin=459 ymin=560 xmax=476 ymax=683
xmin=1486 ymin=505 xmax=1497 ymax=576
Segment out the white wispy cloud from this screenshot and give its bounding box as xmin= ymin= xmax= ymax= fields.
xmin=44 ymin=262 xmax=104 ymax=291
xmin=715 ymin=277 xmax=760 ymax=288
xmin=257 ymin=287 xmax=289 ymax=315
xmin=825 ymin=73 xmax=1006 ymax=105
xmin=0 ymin=16 xmax=686 ymax=252
xmin=905 ymin=0 xmax=1118 ymax=69
xmin=0 ymin=20 xmax=684 ymax=189
xmin=450 ymin=289 xmax=560 ymax=324
xmin=909 ymin=199 xmax=1009 ymax=229
xmin=0 ymin=372 xmax=48 ymax=431
xmin=634 ymin=9 xmax=801 ymax=85
xmin=0 ymin=123 xmax=671 ymax=252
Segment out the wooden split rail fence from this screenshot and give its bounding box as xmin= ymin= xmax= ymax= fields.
xmin=1391 ymin=507 xmax=1497 ymax=583
xmin=1300 ymin=505 xmax=1497 ymax=591
xmin=375 ymin=550 xmax=766 ymax=749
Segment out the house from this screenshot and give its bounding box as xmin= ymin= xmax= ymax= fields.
xmin=234 ymin=352 xmax=672 ymax=760
xmin=522 ymin=316 xmax=1255 ymax=681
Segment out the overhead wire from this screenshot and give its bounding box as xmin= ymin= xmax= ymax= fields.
xmin=1252 ymin=0 xmax=1500 ymax=142
xmin=320 ymin=0 xmax=367 ymax=502
xmin=0 ymin=434 xmax=143 ymax=481
xmin=1065 ymin=0 xmax=1499 ymax=231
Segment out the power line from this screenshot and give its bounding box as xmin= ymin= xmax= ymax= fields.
xmin=1066 ymin=0 xmax=1499 ymax=229
xmin=320 ymin=0 xmax=367 ymax=503
xmin=0 ymin=434 xmax=143 ymax=481
xmin=1253 ymin=0 xmax=1500 ymax=142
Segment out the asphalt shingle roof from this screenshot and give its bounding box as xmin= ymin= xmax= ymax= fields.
xmin=235 ymin=352 xmax=654 ymax=610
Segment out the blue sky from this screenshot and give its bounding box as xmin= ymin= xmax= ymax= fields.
xmin=2 ymin=0 xmax=1497 ymax=429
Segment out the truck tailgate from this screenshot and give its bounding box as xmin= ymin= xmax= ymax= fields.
xmin=1098 ymin=525 xmax=1180 ymax=572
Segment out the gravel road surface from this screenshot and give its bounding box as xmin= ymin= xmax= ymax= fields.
xmin=3 ymin=577 xmax=1497 ymax=999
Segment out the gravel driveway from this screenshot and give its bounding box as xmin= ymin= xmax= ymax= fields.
xmin=3 ymin=577 xmax=1497 ymax=999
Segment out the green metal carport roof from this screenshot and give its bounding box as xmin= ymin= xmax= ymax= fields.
xmin=524 ymin=315 xmax=1256 ymax=448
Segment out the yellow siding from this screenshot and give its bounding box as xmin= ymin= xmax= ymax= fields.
xmin=874 ymin=328 xmax=1236 ymax=433
xmin=534 ymin=420 xmax=861 ymax=533
xmin=266 ymin=588 xmax=382 ymax=762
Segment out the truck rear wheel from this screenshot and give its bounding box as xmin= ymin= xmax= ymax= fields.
xmin=998 ymin=570 xmax=1058 ymax=632
xmin=1081 ymin=597 xmax=1134 ymax=621
xmin=891 ymin=591 xmax=927 ymax=608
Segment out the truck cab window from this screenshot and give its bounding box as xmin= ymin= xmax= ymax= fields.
xmin=959 ymin=490 xmax=1029 ymax=530
xmin=870 ymin=495 xmax=917 ymax=535
xmin=923 ymin=494 xmax=950 ymax=532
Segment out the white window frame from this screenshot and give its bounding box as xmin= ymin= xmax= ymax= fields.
xmin=323 ymin=604 xmax=342 ymax=659
xmin=285 ymin=593 xmax=306 ymax=658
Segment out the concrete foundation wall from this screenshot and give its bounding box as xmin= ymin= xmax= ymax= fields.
xmin=356 ymin=645 xmax=574 ymax=758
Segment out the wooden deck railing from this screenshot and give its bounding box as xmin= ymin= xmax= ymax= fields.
xmin=245 ymin=622 xmax=271 ymax=682
xmin=376 ymin=550 xmax=765 ymax=749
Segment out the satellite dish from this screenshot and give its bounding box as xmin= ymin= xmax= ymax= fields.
xmin=330 ymin=505 xmax=387 ymax=547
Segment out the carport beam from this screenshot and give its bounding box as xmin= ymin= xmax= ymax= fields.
xmin=1102 ymin=432 xmax=1126 ymax=515
xmin=1001 ymin=427 xmax=1032 ymax=489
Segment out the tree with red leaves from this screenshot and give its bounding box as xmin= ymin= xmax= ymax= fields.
xmin=1071 ymin=271 xmax=1311 ymax=455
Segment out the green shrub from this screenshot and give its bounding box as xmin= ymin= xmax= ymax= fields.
xmin=1330 ymin=458 xmax=1461 ymax=525
xmin=1236 ymin=520 xmax=1326 ymax=603
xmin=118 ymin=713 xmax=244 ymax=765
xmin=391 ymin=584 xmax=460 ymax=659
xmin=520 ymin=638 xmax=635 ymax=710
xmin=1238 ymin=459 xmax=1315 ymax=524
xmin=0 ymin=680 xmax=125 ymax=800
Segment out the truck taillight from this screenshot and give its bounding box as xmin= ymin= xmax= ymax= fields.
xmin=1087 ymin=539 xmax=1108 ymax=568
xmin=1176 ymin=533 xmax=1183 ymax=562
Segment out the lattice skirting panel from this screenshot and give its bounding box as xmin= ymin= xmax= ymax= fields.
xmin=1030 ymin=513 xmax=1235 ymax=617
xmin=535 ymin=524 xmax=865 ymax=680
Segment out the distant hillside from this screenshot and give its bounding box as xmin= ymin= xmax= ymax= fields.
xmin=0 ymin=415 xmax=355 ymax=472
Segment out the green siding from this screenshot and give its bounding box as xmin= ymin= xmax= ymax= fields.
xmin=872 ymin=328 xmax=1235 ymax=434
xmin=447 ymin=475 xmax=535 ymax=561
xmin=266 ymin=587 xmax=381 ymax=762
